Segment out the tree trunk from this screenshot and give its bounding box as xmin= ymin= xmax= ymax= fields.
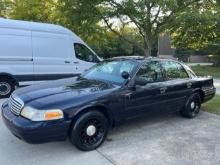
xmin=147 ymin=44 xmax=152 ymax=57
xmin=143 ymin=34 xmax=152 ymax=57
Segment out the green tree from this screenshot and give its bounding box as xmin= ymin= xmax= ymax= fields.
xmin=5 ymin=0 xmax=58 ymax=22
xmin=57 ymin=0 xmax=106 ymax=49
xmin=170 ymin=1 xmax=216 ymax=50
xmin=0 ymin=0 xmax=10 ymax=17
xmin=92 ymin=26 xmax=145 ymax=58
xmin=67 ymin=0 xmax=209 ymax=56
xmin=1 ymin=0 xmax=215 ymax=59
xmin=169 ymin=0 xmax=220 ymax=65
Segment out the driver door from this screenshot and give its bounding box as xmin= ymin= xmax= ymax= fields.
xmin=123 ymin=61 xmax=167 ymax=119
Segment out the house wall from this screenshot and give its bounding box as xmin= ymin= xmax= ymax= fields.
xmin=158 ymin=34 xmax=209 ymax=63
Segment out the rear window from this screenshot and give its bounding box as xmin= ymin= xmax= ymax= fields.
xmin=161 ymin=61 xmax=189 ymax=80
xmin=184 ymin=65 xmax=197 ymax=77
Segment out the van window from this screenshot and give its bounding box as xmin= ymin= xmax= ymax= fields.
xmin=74 ymin=43 xmax=98 ymax=63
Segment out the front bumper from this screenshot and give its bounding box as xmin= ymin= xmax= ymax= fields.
xmin=1 ymin=102 xmax=71 ymax=144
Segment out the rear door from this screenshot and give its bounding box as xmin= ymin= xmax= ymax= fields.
xmin=160 ymin=60 xmax=192 ymax=112
xmin=0 ymin=28 xmax=34 ymax=82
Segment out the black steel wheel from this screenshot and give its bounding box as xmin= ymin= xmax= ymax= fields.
xmin=69 ymin=110 xmax=108 ymax=151
xmin=0 ymin=80 xmax=15 ymax=98
xmin=181 ymin=93 xmax=201 ymax=118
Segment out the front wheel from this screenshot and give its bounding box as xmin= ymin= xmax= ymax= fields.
xmin=69 ymin=110 xmax=109 ymax=151
xmin=181 ymin=93 xmax=201 ymax=118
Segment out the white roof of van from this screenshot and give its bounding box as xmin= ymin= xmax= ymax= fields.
xmin=0 ymin=18 xmax=82 ymax=40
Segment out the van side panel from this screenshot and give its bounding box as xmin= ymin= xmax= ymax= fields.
xmin=32 ymin=32 xmax=77 ymax=81
xmin=0 ymin=28 xmax=34 ymax=81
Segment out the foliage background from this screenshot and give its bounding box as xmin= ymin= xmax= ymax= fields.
xmin=0 ymin=0 xmax=219 ymax=61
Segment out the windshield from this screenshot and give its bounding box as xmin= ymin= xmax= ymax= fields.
xmin=81 ymin=60 xmax=138 ymax=85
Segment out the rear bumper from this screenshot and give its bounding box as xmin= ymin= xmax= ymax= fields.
xmin=1 ymin=102 xmax=71 ymax=144
xmin=202 ymin=86 xmax=216 ymax=102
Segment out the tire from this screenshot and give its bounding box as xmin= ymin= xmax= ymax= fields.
xmin=69 ymin=110 xmax=109 ymax=151
xmin=181 ymin=93 xmax=201 ymax=118
xmin=0 ymin=80 xmax=15 ymax=99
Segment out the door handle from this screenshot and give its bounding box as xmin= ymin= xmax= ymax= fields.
xmin=64 ymin=61 xmax=70 ymax=64
xmin=73 ymin=61 xmax=79 ymax=64
xmin=160 ymin=87 xmax=167 ymax=94
xmin=187 ymin=82 xmax=192 ymax=88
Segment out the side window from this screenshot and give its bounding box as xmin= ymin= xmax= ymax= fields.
xmin=120 ymin=61 xmax=135 ymax=74
xmin=184 ymin=64 xmax=196 ymax=77
xmin=74 ymin=43 xmax=98 ymax=63
xmin=175 ymin=63 xmax=189 ymax=78
xmin=162 ymin=61 xmax=189 ymax=80
xmin=136 ymin=61 xmax=163 ymax=83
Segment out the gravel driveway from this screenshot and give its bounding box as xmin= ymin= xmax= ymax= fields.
xmin=0 ymin=98 xmax=220 ymax=165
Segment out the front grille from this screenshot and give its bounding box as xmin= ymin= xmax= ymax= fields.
xmin=9 ymin=94 xmax=24 ymax=116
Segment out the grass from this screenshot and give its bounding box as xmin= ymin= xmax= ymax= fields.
xmin=202 ymin=95 xmax=220 ymax=115
xmin=191 ymin=65 xmax=220 ymax=78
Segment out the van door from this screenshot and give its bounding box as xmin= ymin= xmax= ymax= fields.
xmin=32 ymin=32 xmax=75 ymax=81
xmin=72 ymin=43 xmax=99 ymax=73
xmin=0 ymin=28 xmax=34 ymax=84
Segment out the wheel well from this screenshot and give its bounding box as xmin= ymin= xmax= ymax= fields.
xmin=70 ymin=106 xmax=114 ymax=130
xmin=0 ymin=74 xmax=18 ymax=86
xmin=197 ymin=90 xmax=204 ymax=103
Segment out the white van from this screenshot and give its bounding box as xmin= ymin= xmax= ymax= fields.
xmin=0 ymin=18 xmax=101 ymax=98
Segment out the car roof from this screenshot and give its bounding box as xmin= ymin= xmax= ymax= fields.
xmin=110 ymin=56 xmax=163 ymax=62
xmin=110 ymin=56 xmax=181 ymax=63
xmin=111 ymin=56 xmax=145 ymax=60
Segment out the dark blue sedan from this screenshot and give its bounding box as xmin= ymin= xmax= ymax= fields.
xmin=1 ymin=57 xmax=216 ymax=151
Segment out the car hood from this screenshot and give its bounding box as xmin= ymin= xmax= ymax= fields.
xmin=13 ymin=77 xmax=117 ymax=108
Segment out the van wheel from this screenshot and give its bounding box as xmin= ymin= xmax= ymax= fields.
xmin=69 ymin=110 xmax=109 ymax=151
xmin=0 ymin=80 xmax=15 ymax=98
xmin=181 ymin=93 xmax=201 ymax=118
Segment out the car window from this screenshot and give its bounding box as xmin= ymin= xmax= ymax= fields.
xmin=184 ymin=64 xmax=197 ymax=77
xmin=162 ymin=61 xmax=189 ymax=80
xmin=175 ymin=63 xmax=189 ymax=78
xmin=82 ymin=60 xmax=137 ymax=85
xmin=74 ymin=43 xmax=98 ymax=63
xmin=136 ymin=61 xmax=163 ymax=83
xmin=120 ymin=62 xmax=135 ymax=74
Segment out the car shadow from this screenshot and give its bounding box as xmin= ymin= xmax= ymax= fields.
xmin=0 ymin=108 xmax=202 ymax=154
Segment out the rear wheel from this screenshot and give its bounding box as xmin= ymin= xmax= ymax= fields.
xmin=0 ymin=80 xmax=15 ymax=98
xmin=69 ymin=110 xmax=109 ymax=151
xmin=181 ymin=93 xmax=201 ymax=118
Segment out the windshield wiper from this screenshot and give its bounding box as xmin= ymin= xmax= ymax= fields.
xmin=76 ymin=75 xmax=88 ymax=81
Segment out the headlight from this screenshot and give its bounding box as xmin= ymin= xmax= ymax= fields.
xmin=21 ymin=106 xmax=64 ymax=121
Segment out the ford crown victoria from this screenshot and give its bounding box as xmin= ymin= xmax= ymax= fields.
xmin=1 ymin=57 xmax=216 ymax=151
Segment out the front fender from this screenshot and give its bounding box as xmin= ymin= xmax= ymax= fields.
xmin=69 ymin=101 xmax=114 ymax=127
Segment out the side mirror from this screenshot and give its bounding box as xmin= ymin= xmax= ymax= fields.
xmin=121 ymin=71 xmax=130 ymax=79
xmin=134 ymin=77 xmax=148 ymax=86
